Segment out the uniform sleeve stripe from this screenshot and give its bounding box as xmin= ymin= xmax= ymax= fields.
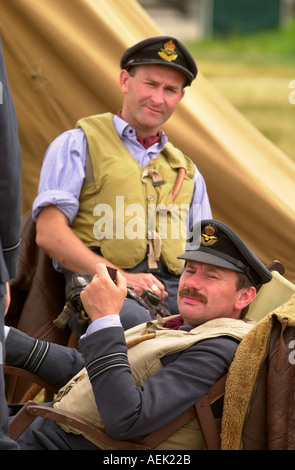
xmin=22 ymin=340 xmax=50 ymax=374
xmin=89 ymin=364 xmax=130 ymax=382
xmin=86 ymin=352 xmax=129 ymax=381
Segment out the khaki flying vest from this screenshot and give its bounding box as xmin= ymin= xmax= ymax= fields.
xmin=70 ymin=113 xmax=195 ymax=275
xmin=53 ymin=316 xmax=254 ymax=450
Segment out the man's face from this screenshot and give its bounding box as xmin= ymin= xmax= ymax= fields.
xmin=177 ymin=261 xmax=253 ymax=327
xmin=119 ymin=64 xmax=185 ymax=137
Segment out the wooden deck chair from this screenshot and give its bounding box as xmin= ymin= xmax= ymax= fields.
xmin=6 ymin=364 xmax=226 ymax=450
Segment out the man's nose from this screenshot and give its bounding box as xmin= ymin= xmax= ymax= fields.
xmin=150 ymin=88 xmax=165 ymax=104
xmin=186 ymin=272 xmax=203 ymax=289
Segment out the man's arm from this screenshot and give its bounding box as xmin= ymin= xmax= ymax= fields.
xmin=80 ymin=329 xmax=237 ymax=440
xmin=36 ymin=206 xmax=167 ymax=300
xmin=36 ymin=205 xmax=105 ymax=276
xmin=5 ymin=326 xmax=85 ymax=389
xmin=78 ymin=266 xmax=238 ymax=440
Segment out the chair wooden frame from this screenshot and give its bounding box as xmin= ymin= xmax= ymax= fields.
xmin=6 ymin=365 xmax=225 ymax=450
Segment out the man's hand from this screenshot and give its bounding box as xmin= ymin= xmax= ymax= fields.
xmin=123 ymin=272 xmax=168 ymax=303
xmin=80 ymin=263 xmax=127 ymax=322
xmin=36 ymin=207 xmax=168 ymax=305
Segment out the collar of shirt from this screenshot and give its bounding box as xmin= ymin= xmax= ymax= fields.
xmin=113 ymin=114 xmax=168 ymax=169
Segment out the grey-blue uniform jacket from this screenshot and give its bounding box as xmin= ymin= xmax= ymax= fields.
xmin=5 ymin=324 xmax=239 ymax=450
xmin=0 ymin=37 xmax=21 ymax=451
xmin=0 ymin=39 xmax=21 ymax=295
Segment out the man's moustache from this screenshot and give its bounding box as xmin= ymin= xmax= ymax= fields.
xmin=178 ymin=288 xmax=208 ymax=304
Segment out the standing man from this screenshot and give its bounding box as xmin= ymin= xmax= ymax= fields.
xmin=0 ymin=38 xmax=22 ymax=450
xmin=32 ymin=36 xmax=212 ymax=331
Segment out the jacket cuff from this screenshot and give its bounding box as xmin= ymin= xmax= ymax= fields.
xmin=5 ymin=326 xmax=49 ymax=372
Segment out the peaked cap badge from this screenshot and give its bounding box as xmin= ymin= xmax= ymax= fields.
xmin=201 ymin=224 xmax=218 ymax=247
xmin=158 ymin=40 xmax=178 ymax=62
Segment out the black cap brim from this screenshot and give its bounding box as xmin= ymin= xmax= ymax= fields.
xmin=124 ymin=58 xmax=195 ymax=85
xmin=178 ymin=250 xmax=245 ymax=273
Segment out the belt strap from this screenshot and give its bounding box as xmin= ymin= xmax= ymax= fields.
xmin=147 ymin=230 xmax=161 ymax=272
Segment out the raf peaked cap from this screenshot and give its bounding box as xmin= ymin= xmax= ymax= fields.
xmin=178 ymin=220 xmax=273 ymax=287
xmin=120 ymin=36 xmax=198 ymax=86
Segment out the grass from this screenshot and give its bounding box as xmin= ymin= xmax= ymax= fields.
xmin=185 ymin=18 xmax=295 ymax=162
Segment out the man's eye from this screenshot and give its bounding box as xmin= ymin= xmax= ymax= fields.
xmin=164 ymin=87 xmax=177 ymax=95
xmin=207 ymin=274 xmax=219 ymax=280
xmin=185 ymin=269 xmax=195 ymax=275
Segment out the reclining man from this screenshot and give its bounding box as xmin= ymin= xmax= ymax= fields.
xmin=4 ymin=220 xmax=272 ymax=450
xmin=32 ymin=36 xmax=212 ymax=333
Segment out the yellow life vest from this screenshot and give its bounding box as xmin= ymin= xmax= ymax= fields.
xmin=70 ymin=113 xmax=195 ymax=274
xmin=53 ymin=316 xmax=254 ymax=450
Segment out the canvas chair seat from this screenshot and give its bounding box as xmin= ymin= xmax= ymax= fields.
xmin=247 ymin=268 xmax=295 ymax=322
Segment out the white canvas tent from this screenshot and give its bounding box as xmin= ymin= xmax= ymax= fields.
xmin=1 ymin=0 xmax=294 ymax=282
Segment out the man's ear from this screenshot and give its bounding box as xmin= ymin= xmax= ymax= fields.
xmin=235 ymin=286 xmax=256 ymax=311
xmin=119 ymin=69 xmax=129 ymax=94
xmin=179 ymin=88 xmax=185 ymax=102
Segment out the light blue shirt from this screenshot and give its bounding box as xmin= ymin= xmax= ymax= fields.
xmin=32 ymin=114 xmax=212 ymax=227
xmin=81 ymin=314 xmax=122 ymax=338
xmin=32 ymin=115 xmax=211 ymax=273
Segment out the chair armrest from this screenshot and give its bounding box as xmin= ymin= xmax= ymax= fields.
xmin=4 ymin=365 xmax=59 ymax=394
xmin=9 ymin=401 xmax=150 ymax=450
